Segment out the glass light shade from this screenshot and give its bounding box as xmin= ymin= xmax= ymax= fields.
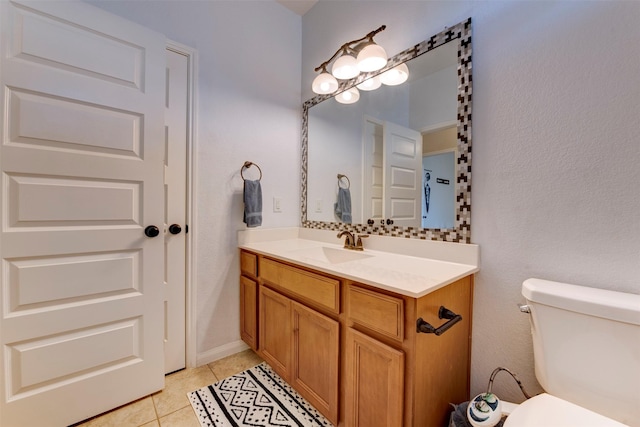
xmin=380 ymin=63 xmax=410 ymax=86
xmin=357 ymin=43 xmax=388 ymax=72
xmin=312 ymin=72 xmax=339 ymax=94
xmin=331 ymin=54 xmax=359 ymax=80
xmin=335 ymin=87 xmax=360 ymax=104
xmin=356 ymin=75 xmax=381 ymax=91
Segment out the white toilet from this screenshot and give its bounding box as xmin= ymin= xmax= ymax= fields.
xmin=503 ymin=278 xmax=640 ymax=427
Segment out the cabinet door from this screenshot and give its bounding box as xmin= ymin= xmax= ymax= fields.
xmin=240 ymin=276 xmax=258 ymax=350
xmin=259 ymin=286 xmax=291 ymax=380
xmin=345 ymin=328 xmax=404 ymax=427
xmin=291 ymin=301 xmax=339 ymax=425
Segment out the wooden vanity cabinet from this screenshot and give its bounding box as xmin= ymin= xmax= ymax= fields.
xmin=344 ymin=278 xmax=473 ymax=427
xmin=257 ymin=257 xmax=340 ymax=425
xmin=345 ymin=327 xmax=405 ymax=427
xmin=291 ymin=300 xmax=339 ymax=424
xmin=240 ymin=249 xmax=473 ymax=427
xmin=259 ymin=285 xmax=292 ymax=376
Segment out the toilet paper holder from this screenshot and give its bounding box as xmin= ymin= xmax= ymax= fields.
xmin=416 ymin=306 xmax=462 ymax=336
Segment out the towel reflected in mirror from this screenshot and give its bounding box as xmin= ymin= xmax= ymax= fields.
xmin=334 ymin=187 xmax=352 ymax=224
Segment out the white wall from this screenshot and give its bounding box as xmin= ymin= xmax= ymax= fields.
xmin=409 ymin=64 xmax=457 ymax=130
xmin=87 ymin=0 xmax=302 ymax=362
xmin=304 ymin=1 xmax=640 ymax=402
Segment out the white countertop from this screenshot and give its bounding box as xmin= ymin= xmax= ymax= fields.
xmin=239 ymin=229 xmax=479 ymax=298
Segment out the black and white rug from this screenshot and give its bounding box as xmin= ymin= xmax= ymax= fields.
xmin=188 ymin=362 xmax=334 ymax=427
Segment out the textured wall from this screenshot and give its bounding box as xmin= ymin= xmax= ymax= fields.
xmin=303 ymin=1 xmax=640 ymax=402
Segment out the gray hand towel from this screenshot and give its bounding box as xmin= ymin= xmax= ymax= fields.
xmin=243 ymin=180 xmax=262 ymax=227
xmin=334 ymin=187 xmax=352 ymax=224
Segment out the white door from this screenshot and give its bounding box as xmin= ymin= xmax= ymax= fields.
xmin=362 ymin=116 xmax=384 ymax=223
xmin=164 ymin=48 xmax=188 ymax=374
xmin=384 ymin=121 xmax=422 ymax=227
xmin=0 ymin=1 xmax=166 ymax=426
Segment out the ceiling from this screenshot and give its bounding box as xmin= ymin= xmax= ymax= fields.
xmin=276 ymin=0 xmax=318 ymax=16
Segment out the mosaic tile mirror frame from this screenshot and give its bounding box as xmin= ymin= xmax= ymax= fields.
xmin=301 ymin=18 xmax=472 ymax=243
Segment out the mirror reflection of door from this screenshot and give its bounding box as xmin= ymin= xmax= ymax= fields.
xmin=384 ymin=121 xmax=422 ymax=227
xmin=362 ymin=116 xmax=384 ymax=222
xmin=362 ymin=117 xmax=422 ymax=227
xmin=422 ymin=125 xmax=456 ymax=229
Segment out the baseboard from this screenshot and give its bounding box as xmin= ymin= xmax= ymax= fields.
xmin=196 ymin=340 xmax=250 ymax=366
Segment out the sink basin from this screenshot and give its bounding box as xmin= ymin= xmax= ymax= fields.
xmin=291 ymin=246 xmax=372 ymax=265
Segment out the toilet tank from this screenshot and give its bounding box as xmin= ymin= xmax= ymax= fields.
xmin=522 ymin=278 xmax=640 ymax=426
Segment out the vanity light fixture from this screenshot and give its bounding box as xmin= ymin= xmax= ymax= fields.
xmin=332 ymin=49 xmax=360 ymax=80
xmin=380 ymin=62 xmax=410 ymax=86
xmin=356 ymin=75 xmax=381 ymax=91
xmin=335 ymin=87 xmax=360 ymax=104
xmin=312 ymin=25 xmax=387 ymax=95
xmin=311 ymin=65 xmax=339 ymax=94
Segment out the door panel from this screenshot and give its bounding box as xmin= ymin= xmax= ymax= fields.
xmin=163 ymin=48 xmax=188 ymax=373
xmin=6 ymin=250 xmax=139 ymax=309
xmin=384 ymin=121 xmax=422 ymax=227
xmin=362 ymin=116 xmax=384 ymax=221
xmin=291 ymin=301 xmax=339 ymax=425
xmin=8 ymin=89 xmax=142 ymax=156
xmin=240 ymin=276 xmax=258 ymax=350
xmin=345 ymin=328 xmax=404 ymax=427
xmin=7 ymin=174 xmax=140 ymax=225
xmin=0 ymin=1 xmax=166 ymax=425
xmin=259 ymin=286 xmax=291 ymax=380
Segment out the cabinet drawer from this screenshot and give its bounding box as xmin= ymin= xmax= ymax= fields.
xmin=347 ymin=285 xmax=404 ymax=342
xmin=261 ymin=257 xmax=340 ymax=314
xmin=241 ymin=250 xmax=258 ymax=277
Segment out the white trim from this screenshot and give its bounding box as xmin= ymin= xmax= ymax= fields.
xmin=197 ymin=340 xmax=250 ymax=367
xmin=423 ymin=147 xmax=458 ymax=158
xmin=420 ymin=120 xmax=457 ymax=134
xmin=166 ymin=39 xmax=199 ymax=369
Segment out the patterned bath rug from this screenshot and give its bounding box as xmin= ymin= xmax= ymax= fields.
xmin=188 ymin=362 xmax=334 ymax=427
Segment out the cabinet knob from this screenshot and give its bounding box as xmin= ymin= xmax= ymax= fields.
xmin=169 ymin=224 xmax=182 ymax=235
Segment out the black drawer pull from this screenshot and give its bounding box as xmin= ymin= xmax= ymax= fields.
xmin=416 ymin=306 xmax=462 ymax=336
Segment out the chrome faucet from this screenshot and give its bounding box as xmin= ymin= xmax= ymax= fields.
xmin=337 ymin=231 xmax=355 ymax=249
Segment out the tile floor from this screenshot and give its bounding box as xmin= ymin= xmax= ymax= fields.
xmin=75 ymin=349 xmax=264 ymax=427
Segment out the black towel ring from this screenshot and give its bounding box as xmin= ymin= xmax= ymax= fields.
xmin=337 ymin=173 xmax=350 ymax=189
xmin=241 ymin=161 xmax=262 ymax=181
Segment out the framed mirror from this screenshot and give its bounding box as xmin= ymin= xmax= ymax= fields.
xmin=301 ymin=18 xmax=472 ymax=243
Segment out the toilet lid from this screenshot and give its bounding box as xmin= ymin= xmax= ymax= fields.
xmin=503 ymin=393 xmax=629 ymax=427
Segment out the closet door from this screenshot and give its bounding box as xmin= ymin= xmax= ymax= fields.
xmin=0 ymin=1 xmax=166 ymax=425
